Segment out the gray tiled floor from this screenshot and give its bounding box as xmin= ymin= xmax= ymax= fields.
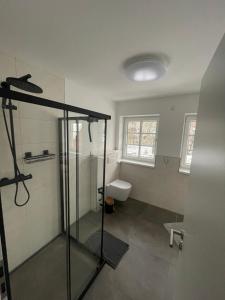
xmin=84 ymin=198 xmax=182 ymax=300
xmin=70 ymin=210 xmax=102 ymax=243
xmin=10 ymin=236 xmax=99 ymax=300
xmin=9 ymin=199 xmax=182 ymax=300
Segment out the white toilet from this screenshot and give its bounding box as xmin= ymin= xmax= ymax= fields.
xmin=106 ymin=179 xmax=132 ymax=202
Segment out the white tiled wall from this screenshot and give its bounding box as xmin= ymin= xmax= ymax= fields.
xmin=120 ymin=156 xmax=189 ymax=214
xmin=0 ymin=51 xmax=65 ymax=271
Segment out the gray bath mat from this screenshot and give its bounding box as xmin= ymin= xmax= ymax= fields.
xmin=85 ymin=230 xmax=129 ymax=269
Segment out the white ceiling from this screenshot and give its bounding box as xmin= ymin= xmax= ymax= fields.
xmin=0 ymin=0 xmax=225 ymax=101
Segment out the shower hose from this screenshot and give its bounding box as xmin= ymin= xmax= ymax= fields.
xmin=2 ymin=100 xmax=30 ymax=207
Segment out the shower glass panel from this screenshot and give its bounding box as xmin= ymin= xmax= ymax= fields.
xmin=59 ymin=112 xmax=105 ymax=299
xmin=0 ymin=101 xmax=68 ymax=300
xmin=69 ymin=116 xmax=105 ymax=244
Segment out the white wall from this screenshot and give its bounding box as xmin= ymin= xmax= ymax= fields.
xmin=65 ymin=78 xmax=119 ymax=187
xmin=0 ymin=51 xmax=65 ymax=270
xmin=116 ymin=94 xmax=199 ymax=214
xmin=65 ymin=78 xmax=116 ymax=151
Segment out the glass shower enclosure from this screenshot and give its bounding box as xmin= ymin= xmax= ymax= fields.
xmin=0 ymin=86 xmax=109 ymax=300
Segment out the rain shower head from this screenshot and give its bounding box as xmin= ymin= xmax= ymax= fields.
xmin=6 ymin=74 xmax=43 ymax=94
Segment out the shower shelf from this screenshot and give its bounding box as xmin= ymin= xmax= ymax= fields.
xmin=23 ymin=153 xmax=56 ymax=164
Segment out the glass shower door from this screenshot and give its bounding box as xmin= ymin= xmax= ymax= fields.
xmin=66 ymin=113 xmax=105 ymax=299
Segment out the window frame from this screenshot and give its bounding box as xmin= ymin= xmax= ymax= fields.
xmin=180 ymin=113 xmax=197 ymax=172
xmin=122 ymin=115 xmax=159 ymax=164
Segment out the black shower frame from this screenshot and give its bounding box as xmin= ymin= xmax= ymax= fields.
xmin=0 ymin=86 xmax=110 ymax=300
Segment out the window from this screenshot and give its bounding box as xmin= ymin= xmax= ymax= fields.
xmin=180 ymin=114 xmax=197 ymax=172
xmin=122 ymin=116 xmax=159 ymax=165
xmin=71 ymin=122 xmax=82 ymax=152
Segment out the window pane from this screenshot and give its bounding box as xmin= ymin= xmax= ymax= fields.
xmin=185 ymin=135 xmax=195 ymax=165
xmin=142 ymin=121 xmax=157 ymax=133
xmin=188 ymin=120 xmax=196 ymax=135
xmin=187 ymin=135 xmax=194 ymax=153
xmin=123 ymin=117 xmax=159 ymax=162
xmin=140 ymin=146 xmax=154 ymax=159
xmin=185 ymin=154 xmax=192 ymax=165
xmin=127 ymin=121 xmax=140 ymax=133
xmin=127 ymin=145 xmax=139 ymax=157
xmin=141 ymin=134 xmax=155 ymax=146
xmin=127 ymin=133 xmax=139 ymax=145
xmin=72 ymin=122 xmax=82 ymax=132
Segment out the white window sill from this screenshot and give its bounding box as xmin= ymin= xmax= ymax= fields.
xmin=179 ymin=167 xmax=190 ymax=175
xmin=119 ymin=159 xmax=155 ymax=168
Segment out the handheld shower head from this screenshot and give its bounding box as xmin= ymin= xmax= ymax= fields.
xmin=6 ymin=74 xmax=43 ymax=94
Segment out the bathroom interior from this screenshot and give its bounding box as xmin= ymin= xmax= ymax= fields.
xmin=0 ymin=1 xmax=225 ymax=300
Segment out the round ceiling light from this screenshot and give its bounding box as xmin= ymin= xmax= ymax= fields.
xmin=124 ymin=55 xmax=168 ymax=82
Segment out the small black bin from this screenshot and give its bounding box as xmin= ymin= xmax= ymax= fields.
xmin=105 ymin=197 xmax=114 ymax=214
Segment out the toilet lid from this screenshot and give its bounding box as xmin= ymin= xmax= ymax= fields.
xmin=110 ymin=179 xmax=131 ymax=189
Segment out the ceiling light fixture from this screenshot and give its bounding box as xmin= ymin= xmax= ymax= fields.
xmin=124 ymin=55 xmax=168 ymax=82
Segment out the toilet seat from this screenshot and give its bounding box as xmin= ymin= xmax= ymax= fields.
xmin=110 ymin=179 xmax=132 ymax=190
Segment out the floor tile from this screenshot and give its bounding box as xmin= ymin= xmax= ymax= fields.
xmin=84 ymin=199 xmax=181 ymax=300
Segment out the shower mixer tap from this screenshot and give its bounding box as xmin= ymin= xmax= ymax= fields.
xmin=0 ymin=74 xmax=42 ymax=206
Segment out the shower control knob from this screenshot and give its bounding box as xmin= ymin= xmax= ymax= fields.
xmin=25 ymin=152 xmax=32 ymax=158
xmin=43 ymin=150 xmax=49 ymax=155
